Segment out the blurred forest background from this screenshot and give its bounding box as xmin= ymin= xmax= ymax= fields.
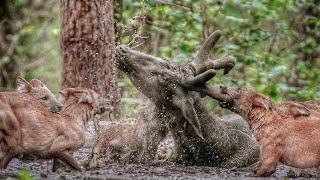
xmin=0 ymin=0 xmax=319 ymax=119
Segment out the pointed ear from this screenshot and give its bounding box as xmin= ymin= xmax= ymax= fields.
xmin=289 ymin=103 xmax=310 ymax=117
xmin=16 ymin=76 xmax=33 ymax=93
xmin=253 ymin=94 xmax=272 ymax=110
xmin=30 ymin=79 xmax=44 ymax=88
xmin=74 ymin=92 xmax=94 ymax=104
xmin=59 ymin=88 xmax=70 ymax=97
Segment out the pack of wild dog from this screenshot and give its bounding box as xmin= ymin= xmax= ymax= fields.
xmin=218 ymin=87 xmax=320 ymax=176
xmin=1 ymin=30 xmax=319 ymax=177
xmin=0 ymin=77 xmax=99 ymax=170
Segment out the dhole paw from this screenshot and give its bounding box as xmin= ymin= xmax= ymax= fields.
xmin=88 ymin=158 xmax=98 ymax=169
xmin=256 ymin=168 xmax=275 ymax=177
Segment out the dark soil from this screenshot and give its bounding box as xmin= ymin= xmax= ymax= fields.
xmin=1 ymin=123 xmax=320 ymax=180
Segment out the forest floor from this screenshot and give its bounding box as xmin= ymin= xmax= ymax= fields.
xmin=1 ymin=123 xmax=320 ymax=180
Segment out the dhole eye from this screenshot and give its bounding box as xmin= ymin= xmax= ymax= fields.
xmin=41 ymin=96 xmax=49 ymax=100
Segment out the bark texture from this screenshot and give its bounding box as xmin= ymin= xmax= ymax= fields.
xmin=61 ymin=0 xmax=120 ymax=118
xmin=0 ymin=0 xmax=19 ymax=89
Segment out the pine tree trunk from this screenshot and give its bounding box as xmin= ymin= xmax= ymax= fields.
xmin=60 ymin=0 xmax=120 ymax=118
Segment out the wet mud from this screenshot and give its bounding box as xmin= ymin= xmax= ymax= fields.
xmin=1 ymin=123 xmax=319 ymax=180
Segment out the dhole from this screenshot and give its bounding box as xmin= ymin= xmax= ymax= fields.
xmin=89 ymin=121 xmax=172 ymax=168
xmin=89 ymin=122 xmax=145 ymax=168
xmin=0 ymin=87 xmax=99 ymax=170
xmin=220 ymin=87 xmax=320 ymax=176
xmin=276 ymin=100 xmax=320 ymax=121
xmin=0 ymin=76 xmax=62 ymax=164
xmin=89 ymin=104 xmax=169 ymax=168
xmin=16 ymin=76 xmax=62 ymax=113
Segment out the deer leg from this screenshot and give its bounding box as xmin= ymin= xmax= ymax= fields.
xmin=53 ymin=151 xmax=81 ymax=171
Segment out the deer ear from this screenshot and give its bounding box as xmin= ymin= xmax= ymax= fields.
xmin=253 ymin=94 xmax=272 ymax=110
xmin=16 ymin=76 xmax=33 ymax=93
xmin=30 ymin=79 xmax=44 ymax=88
xmin=290 ymin=103 xmax=310 ymax=117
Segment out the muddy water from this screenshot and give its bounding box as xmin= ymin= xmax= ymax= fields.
xmin=1 ymin=123 xmax=320 ymax=179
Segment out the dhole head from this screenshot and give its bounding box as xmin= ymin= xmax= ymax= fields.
xmin=282 ymin=101 xmax=310 ymax=117
xmin=220 ymin=86 xmax=273 ymax=117
xmin=16 ymin=76 xmax=62 ymax=113
xmin=59 ymin=87 xmax=100 ymax=110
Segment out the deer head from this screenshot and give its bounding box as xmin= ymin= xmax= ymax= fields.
xmin=115 ymin=30 xmax=236 ymax=140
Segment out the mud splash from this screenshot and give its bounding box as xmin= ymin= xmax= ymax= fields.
xmin=1 ymin=123 xmax=319 ymax=180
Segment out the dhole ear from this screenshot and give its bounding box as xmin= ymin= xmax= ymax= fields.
xmin=30 ymin=79 xmax=44 ymax=88
xmin=59 ymin=89 xmax=70 ymax=97
xmin=290 ymin=104 xmax=310 ymax=117
xmin=252 ymin=94 xmax=272 ymax=110
xmin=16 ymin=76 xmax=33 ymax=93
xmin=74 ymin=92 xmax=93 ymax=104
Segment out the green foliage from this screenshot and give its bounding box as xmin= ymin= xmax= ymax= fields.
xmin=118 ymin=0 xmax=320 ymax=106
xmin=119 ymin=76 xmax=143 ymax=121
xmin=3 ymin=0 xmax=319 ymax=118
xmin=19 ymin=168 xmax=34 ymax=180
xmin=2 ymin=0 xmax=61 ymax=92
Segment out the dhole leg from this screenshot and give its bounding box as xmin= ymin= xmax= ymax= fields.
xmin=89 ymin=139 xmax=111 ymax=169
xmin=0 ymin=129 xmax=19 ymax=169
xmin=48 ymin=136 xmax=75 ymax=153
xmin=2 ymin=112 xmax=20 ymax=150
xmin=53 ymin=151 xmax=81 ymax=171
xmin=52 ymin=158 xmax=67 ymax=172
xmin=0 ymin=151 xmax=15 ymax=169
xmin=139 ymin=120 xmax=167 ymax=163
xmin=89 ymin=145 xmax=102 ymax=169
xmin=257 ymin=145 xmax=280 ymax=176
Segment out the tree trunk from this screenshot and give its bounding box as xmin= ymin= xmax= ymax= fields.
xmin=0 ymin=0 xmax=19 ymax=89
xmin=60 ymin=0 xmax=120 ymax=118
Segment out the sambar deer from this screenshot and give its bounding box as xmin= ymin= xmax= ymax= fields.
xmin=0 ymin=87 xmax=99 ymax=170
xmin=114 ymin=30 xmax=259 ymax=167
xmin=218 ymin=87 xmax=320 ymax=176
